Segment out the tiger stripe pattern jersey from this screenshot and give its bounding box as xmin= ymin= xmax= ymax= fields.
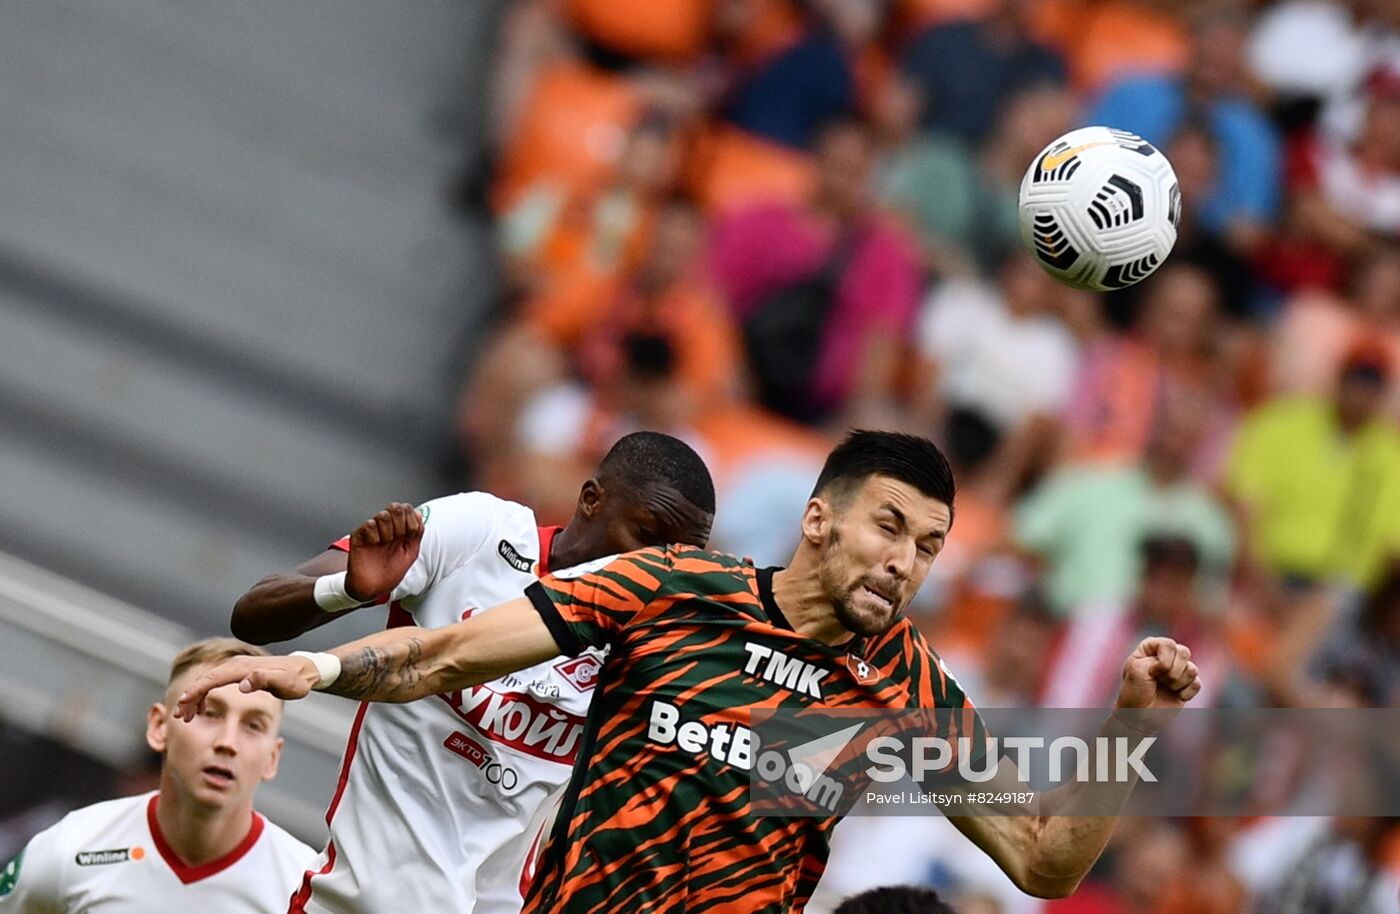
xmin=522 ymin=545 xmax=982 ymax=913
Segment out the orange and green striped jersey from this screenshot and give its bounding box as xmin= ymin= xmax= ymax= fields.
xmin=522 ymin=545 xmax=982 ymax=914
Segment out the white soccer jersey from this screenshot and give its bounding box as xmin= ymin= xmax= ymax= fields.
xmin=292 ymin=493 xmax=602 ymax=914
xmin=0 ymin=792 xmax=316 ymax=914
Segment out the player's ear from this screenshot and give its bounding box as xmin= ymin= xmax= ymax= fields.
xmin=261 ymin=737 xmax=284 ymax=783
xmin=578 ymin=478 xmax=604 ymax=518
xmin=146 ymin=702 xmax=169 ymax=754
xmin=800 ymin=498 xmax=832 ymax=546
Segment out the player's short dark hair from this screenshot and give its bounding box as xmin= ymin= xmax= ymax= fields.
xmin=812 ymin=430 xmax=956 ymax=518
xmin=833 ymin=886 xmax=958 ymax=914
xmin=598 ymin=431 xmax=716 ymax=514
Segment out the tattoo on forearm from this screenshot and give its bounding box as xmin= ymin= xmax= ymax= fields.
xmin=329 ymin=637 xmax=428 ymax=700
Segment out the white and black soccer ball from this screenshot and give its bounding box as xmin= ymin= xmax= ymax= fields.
xmin=1018 ymin=125 xmax=1181 ymax=291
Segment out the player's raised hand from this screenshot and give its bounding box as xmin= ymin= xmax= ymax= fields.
xmin=345 ymin=502 xmax=425 ymax=602
xmin=174 ymin=655 xmax=320 ymax=721
xmin=1115 ymin=636 xmax=1202 ymax=713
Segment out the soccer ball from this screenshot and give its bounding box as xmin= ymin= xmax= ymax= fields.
xmin=1018 ymin=126 xmax=1181 ymax=291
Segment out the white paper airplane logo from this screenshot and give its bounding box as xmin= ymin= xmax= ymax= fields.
xmin=783 ymin=722 xmax=865 ymax=793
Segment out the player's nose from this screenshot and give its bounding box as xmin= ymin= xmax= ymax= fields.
xmin=212 ymin=721 xmax=239 ymax=755
xmin=884 ymin=539 xmax=915 ymax=579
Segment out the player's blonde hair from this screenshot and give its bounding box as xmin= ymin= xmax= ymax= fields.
xmin=168 ymin=637 xmax=269 ymax=686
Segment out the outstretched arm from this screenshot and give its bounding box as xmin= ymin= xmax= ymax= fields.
xmin=178 ymin=597 xmax=561 ymax=718
xmin=230 ymin=550 xmax=350 ymax=644
xmin=230 ymin=503 xmax=424 ymax=644
xmin=941 ymin=638 xmax=1201 ymax=899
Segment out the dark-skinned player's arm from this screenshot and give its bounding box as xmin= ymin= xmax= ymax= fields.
xmin=177 ymin=597 xmax=560 ymax=718
xmin=937 ymin=637 xmax=1201 ymax=900
xmin=230 ymin=503 xmax=424 ymax=644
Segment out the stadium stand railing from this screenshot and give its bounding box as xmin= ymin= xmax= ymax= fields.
xmin=0 ymin=550 xmax=351 ymax=844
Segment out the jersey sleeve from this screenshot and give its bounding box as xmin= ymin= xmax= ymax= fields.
xmin=350 ymin=493 xmax=498 ymax=603
xmin=904 ymin=629 xmax=990 ymax=768
xmin=525 ymin=547 xmax=676 ymax=656
xmin=0 ymin=821 xmax=66 ymax=914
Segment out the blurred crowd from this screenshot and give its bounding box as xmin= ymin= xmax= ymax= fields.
xmin=456 ymin=0 xmax=1400 ymax=911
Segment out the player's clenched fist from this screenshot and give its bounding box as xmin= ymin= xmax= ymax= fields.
xmin=1115 ymin=636 xmax=1202 ymax=713
xmin=174 ymin=655 xmax=320 ymax=720
xmin=345 ymin=502 xmax=425 ymax=602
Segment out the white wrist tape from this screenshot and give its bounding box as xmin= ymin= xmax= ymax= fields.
xmin=313 ymin=571 xmax=363 ymax=613
xmin=290 ymin=651 xmax=342 ymax=690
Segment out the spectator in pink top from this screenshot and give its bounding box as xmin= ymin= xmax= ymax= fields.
xmin=707 ymin=117 xmax=923 ymax=423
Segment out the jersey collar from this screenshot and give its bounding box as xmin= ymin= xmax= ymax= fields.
xmin=535 ymin=525 xmax=563 ymax=577
xmin=756 ymin=566 xmax=867 ymax=657
xmin=756 ymin=567 xmax=795 ymax=632
xmin=146 ymin=794 xmax=265 ymax=885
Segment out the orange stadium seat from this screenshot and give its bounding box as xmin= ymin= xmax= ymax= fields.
xmin=1383 ymin=827 xmax=1400 ymax=874
xmin=563 ymin=0 xmax=714 ymax=62
xmin=1033 ymin=0 xmax=1189 ymax=92
xmin=523 ymin=266 xmax=619 ymax=350
xmin=1064 ymin=341 xmax=1162 ymax=466
xmin=494 ymin=63 xmax=644 ymax=211
xmin=686 ymin=125 xmax=817 ymax=214
xmin=897 ymin=0 xmax=999 ymax=30
xmin=726 ymin=0 xmax=805 ymax=63
xmin=692 ymin=405 xmax=829 ymax=484
xmin=576 ymin=283 xmax=743 ymax=405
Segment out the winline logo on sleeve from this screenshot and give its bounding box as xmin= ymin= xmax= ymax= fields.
xmin=497 ymin=540 xmax=534 ymax=574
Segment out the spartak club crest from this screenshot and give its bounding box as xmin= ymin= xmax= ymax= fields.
xmin=555 ymin=655 xmax=602 ymax=692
